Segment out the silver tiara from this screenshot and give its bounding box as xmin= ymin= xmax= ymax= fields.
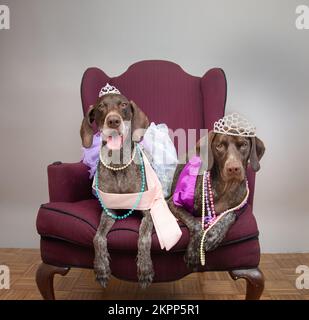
xmin=214 ymin=113 xmax=256 ymax=137
xmin=99 ymin=83 xmax=121 ymax=97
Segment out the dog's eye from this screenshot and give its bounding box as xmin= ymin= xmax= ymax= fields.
xmin=240 ymin=142 xmax=248 ymax=149
xmin=121 ymin=102 xmax=128 ymax=108
xmin=216 ymin=143 xmax=224 ymax=150
xmin=98 ymin=103 xmax=107 ymax=111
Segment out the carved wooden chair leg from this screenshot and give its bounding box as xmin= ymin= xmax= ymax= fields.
xmin=36 ymin=262 xmax=70 ymax=300
xmin=229 ymin=267 xmax=264 ymax=300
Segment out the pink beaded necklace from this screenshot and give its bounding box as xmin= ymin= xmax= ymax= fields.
xmin=200 ymin=171 xmax=249 ymax=266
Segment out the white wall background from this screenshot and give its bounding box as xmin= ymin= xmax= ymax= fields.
xmin=0 ymin=0 xmax=308 ymax=252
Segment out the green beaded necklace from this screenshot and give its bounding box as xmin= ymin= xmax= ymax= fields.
xmin=94 ymin=144 xmax=146 ymax=220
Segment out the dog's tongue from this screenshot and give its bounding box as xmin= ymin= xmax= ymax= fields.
xmin=106 ymin=135 xmax=122 ymax=150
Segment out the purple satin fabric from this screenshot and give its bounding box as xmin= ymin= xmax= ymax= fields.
xmin=173 ymin=156 xmax=202 ymax=215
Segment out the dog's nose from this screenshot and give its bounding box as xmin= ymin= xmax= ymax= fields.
xmin=226 ymin=163 xmax=241 ymax=176
xmin=106 ymin=115 xmax=121 ymax=128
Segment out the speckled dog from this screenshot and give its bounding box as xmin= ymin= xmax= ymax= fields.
xmin=168 ymin=131 xmax=265 ymax=270
xmin=80 ymin=92 xmax=152 ymax=288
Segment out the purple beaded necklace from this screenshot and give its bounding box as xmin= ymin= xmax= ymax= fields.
xmin=203 ymin=171 xmax=216 ymax=226
xmin=200 ymin=170 xmax=250 ymax=265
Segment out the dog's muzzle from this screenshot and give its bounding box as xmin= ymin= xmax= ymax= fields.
xmin=101 ymin=112 xmax=127 ymax=150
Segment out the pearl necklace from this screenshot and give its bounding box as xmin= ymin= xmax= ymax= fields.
xmin=199 ymin=171 xmax=249 ymax=266
xmin=95 ymin=143 xmax=146 ymax=220
xmin=99 ymin=145 xmax=137 ymax=171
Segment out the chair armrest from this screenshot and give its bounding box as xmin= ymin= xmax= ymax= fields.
xmin=201 ymin=68 xmax=227 ymax=130
xmin=47 ymin=161 xmax=94 ymax=202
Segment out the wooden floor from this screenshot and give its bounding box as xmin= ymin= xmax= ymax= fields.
xmin=0 ymin=249 xmax=309 ymax=300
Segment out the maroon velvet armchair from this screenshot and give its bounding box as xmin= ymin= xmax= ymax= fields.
xmin=36 ymin=60 xmax=264 ymax=300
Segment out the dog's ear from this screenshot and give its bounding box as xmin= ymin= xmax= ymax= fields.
xmin=80 ymin=105 xmax=95 ymax=148
xmin=196 ymin=130 xmax=216 ymax=171
xmin=249 ymin=136 xmax=265 ymax=172
xmin=130 ymin=100 xmax=149 ymax=142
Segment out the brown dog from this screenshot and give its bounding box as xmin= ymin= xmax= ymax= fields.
xmin=80 ymin=93 xmax=154 ymax=288
xmin=168 ymin=131 xmax=265 ymax=270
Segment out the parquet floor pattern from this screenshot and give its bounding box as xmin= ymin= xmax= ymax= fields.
xmin=0 ymin=249 xmax=309 ymax=300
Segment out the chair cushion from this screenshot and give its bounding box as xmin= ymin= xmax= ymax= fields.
xmin=37 ymin=199 xmax=259 ymax=253
xmin=40 ymin=237 xmax=260 ymax=282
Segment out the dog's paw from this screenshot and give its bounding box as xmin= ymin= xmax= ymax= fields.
xmin=184 ymin=233 xmax=201 ymax=271
xmin=184 ymin=249 xmax=200 ymax=271
xmin=94 ymin=261 xmax=111 ymax=288
xmin=137 ymin=261 xmax=154 ymax=289
xmin=95 ymin=272 xmax=110 ymax=288
xmin=204 ymin=212 xmax=236 ymax=252
xmin=203 ymin=230 xmax=223 ymax=252
xmin=138 ymin=270 xmax=154 ymax=289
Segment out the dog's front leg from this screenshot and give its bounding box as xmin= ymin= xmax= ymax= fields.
xmin=93 ymin=212 xmax=115 ymax=288
xmin=167 ymin=199 xmax=201 ymax=271
xmin=137 ymin=210 xmax=154 ymax=288
xmin=203 ymin=211 xmax=236 ymax=252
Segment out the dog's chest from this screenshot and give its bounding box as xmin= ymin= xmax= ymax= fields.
xmin=193 ymin=174 xmax=247 ymax=214
xmin=97 ymin=163 xmax=147 ymax=194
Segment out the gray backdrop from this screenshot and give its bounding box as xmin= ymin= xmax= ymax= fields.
xmin=0 ymin=0 xmax=308 ymax=252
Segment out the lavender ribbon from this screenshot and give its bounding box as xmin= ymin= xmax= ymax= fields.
xmin=81 ymin=133 xmax=101 ymax=178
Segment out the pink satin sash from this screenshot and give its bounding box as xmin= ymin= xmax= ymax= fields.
xmin=93 ymin=150 xmax=182 ymax=251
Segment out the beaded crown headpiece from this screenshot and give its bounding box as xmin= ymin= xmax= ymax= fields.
xmin=99 ymin=83 xmax=121 ymax=97
xmin=213 ymin=113 xmax=256 ymax=137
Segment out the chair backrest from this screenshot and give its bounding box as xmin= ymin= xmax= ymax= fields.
xmin=80 ymin=60 xmax=256 ymax=205
xmin=81 ymin=60 xmax=226 ymax=131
